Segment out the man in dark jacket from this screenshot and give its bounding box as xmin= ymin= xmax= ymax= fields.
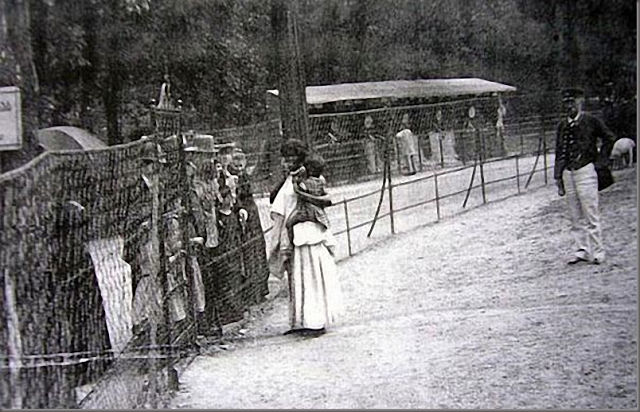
xmin=554 ymin=88 xmax=615 ymax=265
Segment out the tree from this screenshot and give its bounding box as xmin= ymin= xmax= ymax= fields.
xmin=2 ymin=0 xmax=634 ymax=162
xmin=271 ymin=0 xmax=309 ymax=143
xmin=0 ymin=0 xmax=43 ymax=172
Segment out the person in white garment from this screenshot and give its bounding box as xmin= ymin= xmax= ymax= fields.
xmin=267 ymin=138 xmax=343 ymax=337
xmin=610 ymin=137 xmax=635 ymax=169
xmin=157 ymin=74 xmax=172 ymax=109
xmin=395 ymin=113 xmax=419 ymax=175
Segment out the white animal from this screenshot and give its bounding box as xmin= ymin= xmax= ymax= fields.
xmin=610 ymin=137 xmax=636 ymax=168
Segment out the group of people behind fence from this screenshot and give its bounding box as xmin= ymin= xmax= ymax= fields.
xmin=131 ymin=141 xmax=269 ymax=341
xmin=318 ymin=101 xmax=510 ymax=181
xmin=321 ymin=114 xmax=422 ymax=180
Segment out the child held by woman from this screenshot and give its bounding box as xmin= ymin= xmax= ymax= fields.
xmin=284 ymin=153 xmax=335 ymax=256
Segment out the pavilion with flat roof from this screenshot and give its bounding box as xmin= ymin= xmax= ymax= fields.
xmin=267 ymin=77 xmax=516 ymax=109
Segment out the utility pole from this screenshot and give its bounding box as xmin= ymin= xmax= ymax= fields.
xmin=271 ymin=0 xmax=310 ymax=146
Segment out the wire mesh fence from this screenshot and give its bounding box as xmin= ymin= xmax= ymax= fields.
xmin=224 ymin=92 xmax=565 ymax=192
xmin=1 ymin=142 xmax=150 ymax=409
xmin=0 ymin=91 xmax=598 ymax=409
xmin=0 ymin=110 xmax=271 ymax=409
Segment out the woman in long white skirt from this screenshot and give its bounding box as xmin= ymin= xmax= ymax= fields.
xmin=268 ymin=139 xmax=343 ymax=336
xmin=288 ymin=221 xmax=343 ymax=333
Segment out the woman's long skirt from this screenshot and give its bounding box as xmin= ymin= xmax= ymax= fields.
xmin=289 ymin=243 xmax=343 ymax=330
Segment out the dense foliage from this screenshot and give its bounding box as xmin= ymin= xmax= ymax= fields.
xmin=1 ymin=0 xmax=636 ymax=147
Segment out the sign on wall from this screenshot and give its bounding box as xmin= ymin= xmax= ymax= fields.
xmin=0 ymin=86 xmax=22 ymax=151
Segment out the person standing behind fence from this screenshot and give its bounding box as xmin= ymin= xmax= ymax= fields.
xmin=190 ymin=159 xmax=226 ymax=336
xmin=363 ymin=115 xmax=384 ymax=174
xmin=201 ymin=186 xmax=248 ymax=334
xmin=131 ymin=143 xmax=166 ymax=337
xmin=219 ymin=147 xmax=238 ymax=202
xmin=496 ymin=96 xmax=507 ymax=156
xmin=184 ymin=161 xmax=210 ymax=329
xmin=229 ymin=148 xmax=270 ymax=304
xmin=163 ymin=198 xmax=188 ymax=323
xmin=554 ymin=87 xmax=615 ymax=265
xmin=268 ymin=139 xmax=343 ymax=337
xmin=396 ymin=114 xmax=419 ymax=175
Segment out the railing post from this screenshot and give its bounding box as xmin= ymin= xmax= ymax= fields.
xmin=479 ymin=161 xmax=486 ymax=204
xmin=480 ymin=150 xmax=487 ymax=203
xmin=394 ymin=138 xmax=402 ymax=175
xmin=434 ymin=172 xmax=441 ymax=221
xmin=542 ymin=117 xmax=548 ymax=185
xmin=387 ymin=163 xmax=395 ymax=235
xmin=343 ymin=199 xmax=352 ymax=257
xmin=479 ymin=133 xmax=487 ymax=204
xmin=417 ymin=134 xmax=424 ymax=172
xmin=515 ymin=154 xmax=521 ymax=194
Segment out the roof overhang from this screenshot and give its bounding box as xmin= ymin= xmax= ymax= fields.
xmin=35 ymin=126 xmax=107 ymax=151
xmin=267 ymin=78 xmax=516 ymax=106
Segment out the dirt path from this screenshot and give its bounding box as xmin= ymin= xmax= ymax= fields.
xmin=169 ymin=169 xmax=637 ymax=409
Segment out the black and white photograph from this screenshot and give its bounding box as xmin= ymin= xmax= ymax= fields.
xmin=0 ymin=0 xmax=637 ymax=409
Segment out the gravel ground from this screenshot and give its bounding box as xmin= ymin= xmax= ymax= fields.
xmin=169 ymin=167 xmax=637 ymax=409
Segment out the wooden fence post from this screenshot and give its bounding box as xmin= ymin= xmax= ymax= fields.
xmin=480 ymin=162 xmax=486 ymax=204
xmin=525 ymin=136 xmax=543 ymax=189
xmin=387 ymin=161 xmax=395 ymax=235
xmin=434 ymin=172 xmax=441 ymax=221
xmin=479 ymin=132 xmax=487 ymax=204
xmin=515 ymin=154 xmax=521 ymax=194
xmin=343 ymin=199 xmax=352 ymax=257
xmin=542 ymin=117 xmax=548 ymax=185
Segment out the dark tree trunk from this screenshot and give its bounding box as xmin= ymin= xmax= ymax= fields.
xmin=560 ymin=0 xmax=581 ymax=87
xmin=103 ymin=35 xmax=122 ymax=146
xmin=460 ymin=0 xmax=477 ymax=74
xmin=100 ymin=0 xmax=124 ymax=146
xmin=80 ymin=2 xmax=98 ymax=133
xmin=103 ymin=68 xmax=121 ymax=145
xmin=350 ymin=0 xmax=370 ymax=81
xmin=271 ymin=0 xmax=309 ymax=145
xmin=0 ymin=0 xmax=43 ymax=173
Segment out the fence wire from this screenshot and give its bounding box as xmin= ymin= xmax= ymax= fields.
xmin=223 ymin=92 xmax=564 ymax=191
xmin=0 ymin=115 xmax=271 ymax=409
xmin=1 ymin=91 xmax=603 ymax=409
